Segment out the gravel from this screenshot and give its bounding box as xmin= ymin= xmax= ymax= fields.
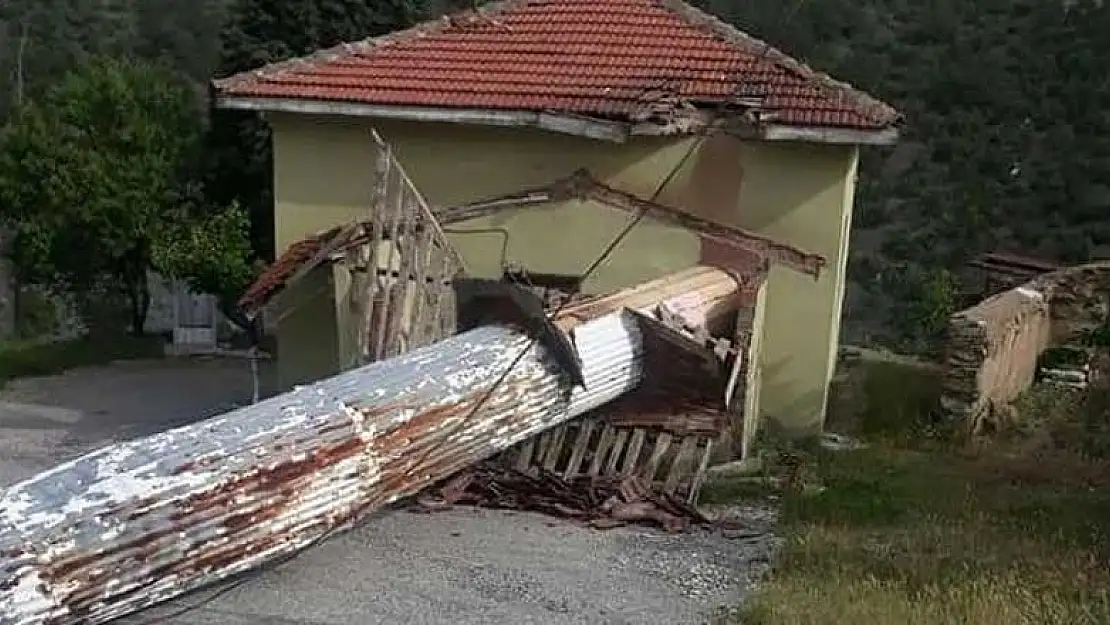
xmin=0 ymin=358 xmax=780 ymax=625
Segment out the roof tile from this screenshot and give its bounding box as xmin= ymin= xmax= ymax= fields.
xmin=215 ymin=0 xmax=898 ymax=131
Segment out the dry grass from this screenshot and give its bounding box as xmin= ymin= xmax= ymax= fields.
xmin=724 ymin=359 xmax=1110 ymax=625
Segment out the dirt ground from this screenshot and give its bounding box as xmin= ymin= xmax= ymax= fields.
xmin=0 ymin=357 xmax=778 ymax=625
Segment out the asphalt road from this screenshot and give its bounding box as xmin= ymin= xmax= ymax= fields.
xmin=0 ymin=357 xmax=778 ymax=625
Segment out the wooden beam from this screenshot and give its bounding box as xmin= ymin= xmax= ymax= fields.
xmin=439 ymin=169 xmax=826 ymax=278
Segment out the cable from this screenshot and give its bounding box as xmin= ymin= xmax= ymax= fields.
xmin=135 ymin=3 xmax=815 ymax=623
xmin=441 ymin=225 xmax=511 ymax=271
xmin=131 ymin=520 xmax=350 ymax=624
xmin=130 ymin=208 xmax=656 ymax=625
xmin=401 ymin=0 xmax=818 ymax=489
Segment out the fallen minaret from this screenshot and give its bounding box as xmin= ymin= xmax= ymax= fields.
xmin=0 ymin=265 xmax=750 ymax=625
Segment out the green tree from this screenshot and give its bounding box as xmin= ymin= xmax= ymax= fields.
xmin=205 ymin=0 xmax=427 ymax=260
xmin=152 ymin=197 xmax=259 ymax=329
xmin=0 ymin=57 xmax=204 ymax=334
xmin=695 ymin=0 xmax=1110 ymax=352
xmin=0 ymin=0 xmax=142 ymax=115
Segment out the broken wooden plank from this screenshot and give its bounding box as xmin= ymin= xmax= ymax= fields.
xmin=420 ymin=462 xmax=713 ymax=534
xmin=373 ymin=167 xmax=407 ymax=360
xmin=687 ymin=438 xmax=714 ymax=505
xmin=588 ymin=424 xmax=617 ymax=476
xmin=541 ymin=425 xmax=568 ymax=472
xmin=515 ymin=438 xmax=536 ymax=472
xmin=385 ymin=189 xmax=419 ymax=358
xmin=620 ymin=428 xmax=646 ymax=476
xmin=362 ymin=145 xmax=392 ymax=364
xmin=563 ymin=419 xmax=595 ymax=478
xmin=605 ymin=429 xmax=630 ymax=475
xmin=663 ymin=435 xmax=699 ymax=494
xmin=406 ymin=219 xmax=436 ymax=349
xmin=644 ymin=432 xmax=673 ymax=482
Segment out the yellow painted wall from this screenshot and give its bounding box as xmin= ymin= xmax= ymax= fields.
xmin=268 ymin=265 xmax=340 ymax=389
xmin=268 ymin=114 xmax=706 ymax=389
xmin=268 ymin=113 xmax=858 ymax=433
xmin=658 ymin=133 xmax=861 ymax=434
xmin=441 ymin=199 xmax=702 ymax=293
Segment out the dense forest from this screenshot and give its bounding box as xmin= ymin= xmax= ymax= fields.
xmin=700 ymin=0 xmax=1110 ymax=350
xmin=0 ymin=0 xmax=1106 ymax=352
xmin=0 ymin=0 xmax=461 ymax=335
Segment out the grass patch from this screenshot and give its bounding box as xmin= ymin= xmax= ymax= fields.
xmin=731 ymin=358 xmax=1110 ymax=625
xmin=0 ymin=335 xmax=164 ymax=387
xmin=701 ymin=476 xmax=782 ymax=505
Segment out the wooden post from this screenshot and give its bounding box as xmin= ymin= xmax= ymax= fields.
xmin=361 ymin=141 xmax=392 ymax=364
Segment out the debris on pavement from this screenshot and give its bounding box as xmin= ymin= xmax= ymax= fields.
xmin=413 ymin=461 xmax=713 ymax=533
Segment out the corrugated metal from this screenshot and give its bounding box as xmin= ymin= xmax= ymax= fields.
xmin=0 ymin=266 xmax=742 ymax=625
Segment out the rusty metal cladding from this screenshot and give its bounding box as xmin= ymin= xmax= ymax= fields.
xmin=0 ymin=265 xmax=746 ymax=625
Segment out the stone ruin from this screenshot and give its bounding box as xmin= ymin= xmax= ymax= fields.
xmin=942 ymin=262 xmax=1110 ymax=433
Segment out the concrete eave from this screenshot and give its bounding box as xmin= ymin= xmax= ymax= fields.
xmin=731 ymin=122 xmax=900 ymax=146
xmin=213 ymin=94 xmax=631 ymax=144
xmin=215 ymin=94 xmax=899 ymax=147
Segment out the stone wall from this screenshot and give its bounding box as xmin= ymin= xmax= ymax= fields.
xmin=1038 ymin=263 xmax=1110 ymax=344
xmin=942 ymin=286 xmax=1051 ymax=429
xmin=942 ymin=261 xmax=1110 ymax=431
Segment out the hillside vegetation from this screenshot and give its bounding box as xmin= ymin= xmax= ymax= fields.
xmin=699 ymin=0 xmax=1110 ymax=350
xmin=0 ymin=0 xmax=1107 ymax=350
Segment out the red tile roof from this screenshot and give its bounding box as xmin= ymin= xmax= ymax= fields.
xmin=238 ymin=233 xmax=328 ymax=316
xmin=214 ymin=0 xmax=899 ymax=131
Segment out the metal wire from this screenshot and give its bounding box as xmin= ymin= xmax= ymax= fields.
xmin=400 ymin=0 xmax=815 ymax=531
xmin=138 ymin=2 xmax=814 ymax=621
xmin=440 ymin=226 xmax=512 ymax=272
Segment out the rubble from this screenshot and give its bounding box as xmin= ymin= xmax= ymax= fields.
xmin=414 ymin=461 xmax=712 ymax=533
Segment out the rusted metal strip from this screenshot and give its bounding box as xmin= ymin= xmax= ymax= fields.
xmin=0 ymin=265 xmax=746 ymax=625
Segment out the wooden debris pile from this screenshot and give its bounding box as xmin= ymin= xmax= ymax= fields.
xmin=414 ymin=461 xmax=712 ymax=533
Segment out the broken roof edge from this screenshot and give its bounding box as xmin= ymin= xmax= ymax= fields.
xmin=216 ymin=94 xmax=897 ymax=146
xmin=439 ymin=168 xmax=826 ymax=278
xmin=657 ymin=0 xmax=900 ymax=129
xmin=237 ymin=223 xmax=356 ymax=318
xmin=722 ymin=122 xmax=900 ymax=147
xmin=237 ymin=219 xmax=464 ymax=319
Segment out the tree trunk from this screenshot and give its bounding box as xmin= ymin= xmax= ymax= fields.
xmin=122 ymin=261 xmax=149 ymax=337
xmin=125 ymin=278 xmax=150 ymax=337
xmin=0 ymin=227 xmax=18 ymax=340
xmin=137 ymin=280 xmax=151 ymax=337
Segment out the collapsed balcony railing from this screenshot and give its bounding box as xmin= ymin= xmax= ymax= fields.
xmin=0 ymin=265 xmax=748 ymax=625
